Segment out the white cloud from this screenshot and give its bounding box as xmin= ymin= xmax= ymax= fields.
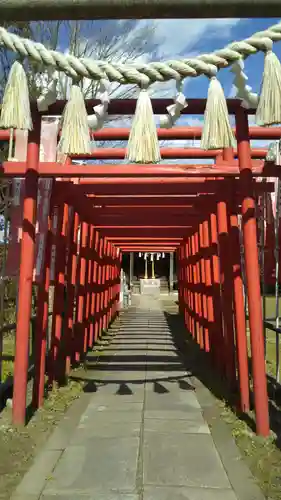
xmin=152 ymin=19 xmax=242 ymax=58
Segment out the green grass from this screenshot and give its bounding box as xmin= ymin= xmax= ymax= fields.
xmin=1 ymin=332 xmax=14 ymax=380
xmin=219 ymin=401 xmax=281 ymax=499
xmin=262 ymin=296 xmax=281 ymax=379
xmin=1 ymin=326 xmax=34 ymax=382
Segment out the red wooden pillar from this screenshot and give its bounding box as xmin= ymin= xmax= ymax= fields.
xmin=187 ymin=236 xmax=195 ymax=338
xmin=105 ymin=242 xmax=110 ymax=329
xmin=176 ymin=247 xmax=182 ymax=313
xmin=91 ymin=231 xmax=100 ymax=343
xmin=180 ymin=243 xmax=186 ymax=325
xmin=49 ymin=199 xmax=69 ymax=386
xmin=202 ymin=219 xmax=213 ymax=354
xmin=100 ymin=239 xmax=106 ymax=333
xmin=195 ymin=229 xmax=204 ymax=348
xmin=74 ymin=221 xmax=88 ymax=361
xmin=199 ymin=221 xmax=209 ymax=352
xmin=112 ymin=252 xmax=115 ymax=318
xmin=111 ymin=246 xmax=115 ymax=321
xmin=209 ymin=210 xmax=224 ymax=373
xmin=115 ymin=248 xmax=122 ymax=315
xmin=217 ymin=183 xmax=236 ymax=387
xmin=191 ymin=233 xmax=199 ymax=344
xmin=63 ymin=207 xmax=79 ymax=377
xmin=13 ymin=115 xmax=41 ymax=425
xmin=223 ymin=147 xmax=234 ymax=163
xmin=236 ymin=107 xmax=269 ymax=436
xmin=32 ymin=211 xmax=52 ymax=408
xmin=82 ymin=223 xmax=92 ymax=354
xmin=108 ymin=243 xmax=114 ymax=324
xmin=97 ymin=236 xmax=103 ymax=338
xmin=183 ymin=241 xmax=188 ymax=329
xmin=108 ymin=244 xmax=112 ymax=323
xmin=104 ymin=242 xmax=110 ymax=330
xmin=182 ymin=241 xmax=187 ymax=328
xmin=182 ymin=243 xmax=187 ymax=321
xmin=65 ymin=212 xmax=80 ymax=366
xmin=102 ymin=239 xmax=107 ymax=331
xmin=230 ymin=210 xmax=250 ymax=413
xmin=87 ymin=225 xmax=96 ymax=350
xmin=112 ymin=247 xmax=117 ymax=318
xmin=181 ymin=245 xmax=186 ymax=315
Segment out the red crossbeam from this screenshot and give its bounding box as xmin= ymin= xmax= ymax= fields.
xmin=71 ymin=148 xmax=268 ymax=160
xmin=120 ymin=248 xmax=177 ymax=251
xmin=0 ymin=126 xmax=280 ymax=141
xmin=3 ymin=160 xmax=277 ymax=179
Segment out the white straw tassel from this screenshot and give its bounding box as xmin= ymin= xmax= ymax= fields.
xmin=0 ymin=61 xmax=32 ymax=130
xmin=126 ymin=89 xmax=161 ymax=164
xmin=201 ymin=77 xmax=235 ymax=150
xmin=59 ymin=84 xmax=91 ymax=155
xmin=256 ymin=51 xmax=281 ymax=126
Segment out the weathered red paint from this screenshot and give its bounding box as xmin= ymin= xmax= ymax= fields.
xmin=12 ymin=116 xmax=41 ymax=426
xmin=49 ymin=201 xmax=69 ymax=386
xmin=75 ymin=222 xmax=89 ymax=361
xmin=236 ymin=107 xmax=270 ymax=437
xmin=230 ymin=211 xmax=250 ymax=413
xmin=216 ymin=184 xmax=236 ymax=386
xmin=3 ymin=161 xmax=271 ymax=178
xmin=32 ymin=215 xmax=52 ymax=409
xmin=1 ymin=125 xmax=281 ymax=142
xmin=71 ymin=147 xmax=268 ymax=160
xmin=65 ymin=212 xmax=80 ymax=374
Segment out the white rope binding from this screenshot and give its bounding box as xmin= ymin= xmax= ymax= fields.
xmin=230 ymin=59 xmax=258 ymax=109
xmin=37 ymin=70 xmax=59 ymax=112
xmin=88 ymin=79 xmax=110 ymax=130
xmin=160 ymin=80 xmax=188 ymax=128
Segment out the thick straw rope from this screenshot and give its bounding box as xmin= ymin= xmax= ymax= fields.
xmin=0 ymin=23 xmax=280 ymax=85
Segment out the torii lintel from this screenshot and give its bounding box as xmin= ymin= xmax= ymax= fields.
xmin=0 ymin=0 xmax=280 ymax=21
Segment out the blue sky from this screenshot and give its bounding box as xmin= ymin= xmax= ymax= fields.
xmin=67 ymin=17 xmax=281 ymax=123
xmin=178 ymin=18 xmax=281 ymax=98
xmin=47 ymin=17 xmax=281 ymax=100
xmin=139 ymin=18 xmax=281 ymax=99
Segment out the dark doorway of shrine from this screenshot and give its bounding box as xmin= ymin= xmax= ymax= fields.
xmin=122 ymin=252 xmax=177 ymax=292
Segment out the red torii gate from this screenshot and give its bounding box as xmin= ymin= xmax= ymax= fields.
xmin=1 ymin=98 xmax=278 ymax=438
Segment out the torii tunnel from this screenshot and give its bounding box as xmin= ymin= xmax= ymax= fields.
xmin=2 ymin=98 xmax=281 ymax=437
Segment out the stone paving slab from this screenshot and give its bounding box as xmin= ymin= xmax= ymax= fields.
xmin=71 ymin=420 xmax=141 ymax=441
xmin=144 ymin=416 xmax=210 ymax=434
xmin=79 ymin=410 xmax=143 ymax=424
xmin=143 ymin=432 xmax=231 ymax=489
xmin=145 ymin=390 xmax=201 ymax=410
xmin=86 ymin=400 xmax=143 ymax=411
xmin=43 ymin=437 xmax=140 ymax=493
xmin=87 ymin=395 xmax=144 ymax=406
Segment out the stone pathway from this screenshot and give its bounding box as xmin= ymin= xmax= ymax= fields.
xmin=12 ymin=296 xmax=263 ymax=500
